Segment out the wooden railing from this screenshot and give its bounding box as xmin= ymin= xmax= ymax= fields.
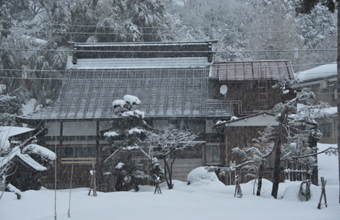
xmin=61 ymin=158 xmax=96 ymax=165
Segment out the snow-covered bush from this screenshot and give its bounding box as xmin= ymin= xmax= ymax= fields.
xmin=149 ymin=157 xmax=164 ymax=186
xmin=187 ymin=167 xmax=219 ymax=185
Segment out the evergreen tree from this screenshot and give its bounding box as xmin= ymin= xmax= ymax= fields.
xmin=0 ymin=84 xmax=21 ymax=126
xmin=104 ymin=95 xmax=151 ymax=191
xmin=149 ymin=157 xmax=164 ymax=185
xmin=70 ymin=1 xmax=97 ymax=42
xmin=94 ymin=0 xmax=166 ymax=42
xmin=296 ymin=0 xmax=336 ymax=14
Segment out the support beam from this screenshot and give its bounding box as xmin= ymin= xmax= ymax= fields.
xmin=337 ymin=1 xmax=340 ymax=204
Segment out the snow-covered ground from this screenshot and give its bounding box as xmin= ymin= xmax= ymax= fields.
xmin=0 ymin=144 xmax=339 ymax=220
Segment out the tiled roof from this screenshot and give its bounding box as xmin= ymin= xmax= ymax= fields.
xmin=20 ymin=61 xmax=232 ymax=120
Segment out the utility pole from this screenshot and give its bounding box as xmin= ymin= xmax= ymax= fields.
xmin=337 ymin=0 xmax=340 ymax=204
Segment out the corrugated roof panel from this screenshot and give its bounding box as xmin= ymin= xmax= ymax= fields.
xmin=20 ymin=67 xmax=234 ymax=120
xmin=235 ymin=63 xmax=244 ymax=80
xmin=244 ymin=62 xmax=253 ymax=80
xmin=212 ymin=60 xmax=294 ymax=81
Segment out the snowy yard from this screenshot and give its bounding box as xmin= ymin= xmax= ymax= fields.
xmin=1 ymin=143 xmax=339 ymax=220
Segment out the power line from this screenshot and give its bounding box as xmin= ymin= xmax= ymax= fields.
xmin=0 ymin=47 xmax=336 ymax=53
xmin=15 ymin=24 xmax=336 ymax=36
xmin=5 ymin=26 xmax=338 ymax=36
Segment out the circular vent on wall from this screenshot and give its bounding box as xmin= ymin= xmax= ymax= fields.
xmin=220 ymin=85 xmax=228 ymax=95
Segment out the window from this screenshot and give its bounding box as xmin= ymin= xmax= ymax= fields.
xmin=205 ymin=145 xmax=220 ymax=164
xmin=61 ymin=146 xmax=96 ymax=164
xmin=319 ymin=124 xmax=331 ymax=137
xmin=334 ymin=89 xmax=338 ymax=100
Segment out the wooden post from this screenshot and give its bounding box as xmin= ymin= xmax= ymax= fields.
xmin=337 ymin=0 xmax=340 ymax=204
xmin=234 ymin=175 xmax=243 ymax=198
xmin=88 ymin=160 xmax=97 ymax=196
xmin=318 ymin=177 xmax=327 ymax=209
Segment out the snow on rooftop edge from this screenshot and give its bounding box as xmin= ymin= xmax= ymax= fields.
xmin=295 ymin=63 xmax=336 ymax=82
xmin=0 ymin=126 xmax=34 ymax=149
xmin=0 ymin=146 xmax=47 ymax=171
xmin=17 ymin=153 xmax=47 ymax=171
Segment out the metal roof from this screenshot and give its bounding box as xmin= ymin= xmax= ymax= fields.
xmin=20 ymin=67 xmax=233 ymax=121
xmin=210 ymin=60 xmax=294 ymax=81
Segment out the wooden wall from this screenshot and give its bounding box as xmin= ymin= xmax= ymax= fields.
xmin=212 ymin=80 xmax=295 ymax=115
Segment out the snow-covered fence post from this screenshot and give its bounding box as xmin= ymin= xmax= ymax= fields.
xmin=88 ymin=160 xmax=97 ymax=196
xmin=229 ymin=161 xmax=236 ymax=185
xmin=299 ymin=180 xmax=311 ymax=201
xmin=234 ymin=175 xmax=243 ymax=198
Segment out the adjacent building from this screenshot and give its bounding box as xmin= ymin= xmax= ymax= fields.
xmin=292 ymin=63 xmax=338 ymax=144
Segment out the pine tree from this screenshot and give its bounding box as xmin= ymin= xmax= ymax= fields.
xmin=296 ymin=0 xmax=336 ymax=14
xmin=0 ymin=84 xmax=21 ymax=126
xmin=104 ymin=95 xmax=151 ymax=191
xmin=94 ymin=0 xmax=166 ymax=42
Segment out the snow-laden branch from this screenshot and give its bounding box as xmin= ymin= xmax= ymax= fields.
xmin=292 ymin=147 xmax=337 ymax=159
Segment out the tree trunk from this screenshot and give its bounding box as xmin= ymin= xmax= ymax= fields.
xmin=163 ymin=157 xmax=174 ymax=189
xmin=271 ymin=130 xmax=282 ymax=199
xmin=163 ymin=157 xmax=170 ymax=188
xmin=256 ymin=160 xmax=264 ymax=196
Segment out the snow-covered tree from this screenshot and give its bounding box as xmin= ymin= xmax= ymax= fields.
xmin=104 ymin=95 xmax=148 ymax=149
xmin=104 ymin=95 xmax=151 ymax=191
xmin=70 ymin=1 xmax=97 ymax=43
xmin=0 ymin=84 xmax=21 ymax=126
xmin=178 ymin=0 xmax=252 ymax=61
xmin=94 ymin=0 xmax=166 ymax=42
xmin=146 ymin=125 xmax=198 ymax=189
xmin=270 ymin=80 xmax=331 ymax=198
xmin=294 ymin=2 xmax=337 ymax=70
xmin=232 ymin=126 xmax=276 ymax=196
xmin=149 ymin=157 xmax=164 ymax=185
xmin=111 ymin=153 xmax=147 ymax=192
xmin=246 ymin=0 xmax=299 ymax=61
xmin=296 ymin=0 xmax=336 ymax=14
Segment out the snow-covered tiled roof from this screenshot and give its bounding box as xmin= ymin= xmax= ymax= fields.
xmin=0 ymin=147 xmax=47 ymax=171
xmin=19 ymin=41 xmax=234 ymax=121
xmin=16 ymin=153 xmax=47 ymax=171
xmin=19 ymin=67 xmax=233 ymax=120
xmin=0 ymin=126 xmax=34 ymax=150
